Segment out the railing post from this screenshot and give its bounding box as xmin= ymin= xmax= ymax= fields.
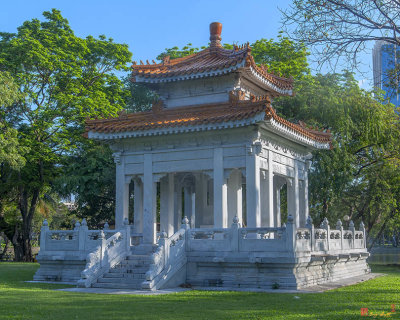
xmin=100 ymin=230 xmax=106 ymax=267
xmin=359 ymin=221 xmax=366 ymax=249
xmin=305 ymin=216 xmax=313 ymax=252
xmin=322 ymin=217 xmax=330 ymax=252
xmin=181 ymin=216 xmax=190 ymax=252
xmin=159 ymin=230 xmax=168 ymax=267
xmin=336 ymin=219 xmax=343 ymax=251
xmin=285 ymin=214 xmax=296 ymax=253
xmin=40 ymin=219 xmax=49 ymax=252
xmin=124 ymin=218 xmax=130 ymax=249
xmin=231 ymin=216 xmax=240 ymax=252
xmin=349 ymin=220 xmax=355 ymax=249
xmin=79 ymin=219 xmax=88 ymax=252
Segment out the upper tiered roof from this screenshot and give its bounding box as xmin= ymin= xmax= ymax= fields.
xmin=131 ymin=23 xmax=294 ymax=97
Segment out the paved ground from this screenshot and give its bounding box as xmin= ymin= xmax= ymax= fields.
xmin=47 ymin=273 xmax=384 ymax=295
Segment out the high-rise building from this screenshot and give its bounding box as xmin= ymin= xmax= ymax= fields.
xmin=372 ymin=41 xmax=400 ymax=106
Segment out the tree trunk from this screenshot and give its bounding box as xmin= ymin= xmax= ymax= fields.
xmin=13 ymin=185 xmax=39 ymax=262
xmin=0 ymin=233 xmax=9 ymax=260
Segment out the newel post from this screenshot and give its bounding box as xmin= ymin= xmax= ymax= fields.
xmin=336 ymin=219 xmax=343 ymax=251
xmin=181 ymin=216 xmax=190 ymax=231
xmin=79 ymin=219 xmax=88 ymax=252
xmin=359 ymin=221 xmax=366 ymax=248
xmin=181 ymin=216 xmax=190 ymax=252
xmin=285 ymin=215 xmax=296 ymax=253
xmin=159 ymin=230 xmax=168 ymax=267
xmin=321 ymin=218 xmax=330 ymax=252
xmin=100 ymin=230 xmax=106 ymax=268
xmin=40 ymin=219 xmax=49 ymax=252
xmin=124 ymin=218 xmax=131 ymax=250
xmin=231 ymin=216 xmax=240 ymax=252
xmin=305 ymin=216 xmax=314 ymax=252
xmin=349 ymin=220 xmax=355 ymax=249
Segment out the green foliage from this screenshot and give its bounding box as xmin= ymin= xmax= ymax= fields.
xmin=251 ymin=35 xmax=309 ymax=78
xmin=55 ymin=143 xmax=116 ymax=228
xmin=0 ymin=9 xmax=132 ymax=260
xmin=274 ymin=72 xmax=400 ymax=235
xmin=0 ymin=71 xmax=27 ymax=169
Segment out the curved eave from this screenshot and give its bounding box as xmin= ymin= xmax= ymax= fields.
xmin=134 ymin=61 xmax=245 ymax=83
xmin=241 ymin=67 xmax=293 ymax=96
xmin=261 ymin=119 xmax=330 ymax=150
xmin=87 ymin=112 xmax=265 ymax=141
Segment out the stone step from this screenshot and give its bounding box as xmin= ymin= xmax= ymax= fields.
xmin=98 ymin=277 xmax=145 ymax=284
xmin=127 ymin=254 xmax=153 ymax=261
xmin=119 ymin=260 xmax=151 ymax=267
xmin=92 ymin=282 xmax=143 ymax=289
xmin=109 ymin=267 xmax=149 ymax=274
xmin=103 ymin=273 xmax=147 ymax=279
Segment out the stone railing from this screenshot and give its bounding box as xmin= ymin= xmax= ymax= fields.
xmin=187 ymin=216 xmax=290 ymax=254
xmin=38 ymin=219 xmax=118 ymax=257
xmin=296 ymin=217 xmax=367 ymax=254
xmin=186 ymin=215 xmax=367 ymax=256
xmin=142 ymin=217 xmax=189 ymax=290
xmin=77 ymin=219 xmax=131 ymax=288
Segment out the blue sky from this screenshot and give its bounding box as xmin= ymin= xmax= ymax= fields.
xmin=0 ymin=0 xmax=372 ymax=88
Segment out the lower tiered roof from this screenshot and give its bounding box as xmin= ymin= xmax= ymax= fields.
xmin=85 ymin=99 xmax=331 ymax=149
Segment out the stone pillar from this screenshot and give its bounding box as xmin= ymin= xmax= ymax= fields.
xmin=246 ymin=144 xmax=261 ymax=227
xmin=227 ymin=170 xmax=243 ymax=227
xmin=184 ymin=186 xmax=195 ymax=229
xmin=273 ymin=176 xmax=285 ymax=228
xmin=213 ymin=148 xmax=228 ymax=228
xmin=287 ymin=161 xmax=300 ymax=227
xmin=260 ymin=170 xmax=268 ymax=227
xmin=195 ymin=174 xmax=205 ymax=228
xmin=114 ymin=152 xmax=130 ymax=229
xmin=174 ymin=181 xmax=182 ymax=232
xmin=143 ymin=153 xmax=157 ymax=244
xmin=134 ymin=178 xmax=143 ymax=233
xmin=262 ymin=149 xmax=274 ymax=227
xmin=160 ymin=173 xmax=175 ymax=237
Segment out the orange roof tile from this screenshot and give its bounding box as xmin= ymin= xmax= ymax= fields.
xmin=85 ymin=100 xmax=331 ymax=147
xmin=132 ymin=46 xmax=294 ymax=96
xmin=131 ymin=22 xmax=294 ymax=96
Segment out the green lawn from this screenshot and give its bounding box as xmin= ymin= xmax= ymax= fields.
xmin=0 ymin=263 xmax=399 ymax=319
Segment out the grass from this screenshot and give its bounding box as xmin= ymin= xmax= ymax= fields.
xmin=0 ymin=263 xmax=399 ymax=319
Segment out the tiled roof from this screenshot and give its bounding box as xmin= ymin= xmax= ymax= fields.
xmin=131 ymin=45 xmax=294 ymax=96
xmin=85 ymin=100 xmax=331 ymax=147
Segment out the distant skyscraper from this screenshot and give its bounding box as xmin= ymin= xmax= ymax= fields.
xmin=373 ymin=41 xmax=400 ymax=106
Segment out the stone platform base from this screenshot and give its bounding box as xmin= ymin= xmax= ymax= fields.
xmin=33 ymin=255 xmax=86 ymax=283
xmin=186 ymin=254 xmax=370 ymax=290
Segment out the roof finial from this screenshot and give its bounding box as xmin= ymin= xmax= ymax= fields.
xmin=210 ymin=22 xmax=222 ymax=50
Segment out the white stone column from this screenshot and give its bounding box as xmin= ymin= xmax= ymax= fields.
xmin=184 ymin=185 xmax=195 ymax=228
xmin=213 ymin=148 xmax=228 ymax=228
xmin=134 ymin=178 xmax=143 ymax=233
xmin=267 ymin=150 xmax=274 ymax=226
xmin=299 ymin=167 xmax=309 ymax=228
xmin=246 ymin=145 xmax=261 ymax=227
xmin=143 ymin=153 xmax=157 ymax=244
xmin=160 ymin=173 xmax=175 ymax=237
xmin=273 ymin=176 xmax=285 ymax=227
xmin=195 ymin=174 xmax=205 ymax=228
xmin=174 ymin=181 xmax=182 ymax=232
xmin=287 ymin=161 xmax=300 ymax=227
xmin=114 ymin=152 xmax=130 ymax=229
xmin=227 ymin=170 xmax=243 ymax=226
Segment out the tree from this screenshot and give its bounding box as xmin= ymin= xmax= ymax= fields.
xmin=274 ymin=71 xmax=400 ymax=240
xmin=0 ymin=9 xmax=131 ymax=261
xmin=281 ymin=0 xmax=400 ymax=72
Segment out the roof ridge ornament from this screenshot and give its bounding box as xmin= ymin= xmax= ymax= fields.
xmin=209 ymin=22 xmax=223 ymax=51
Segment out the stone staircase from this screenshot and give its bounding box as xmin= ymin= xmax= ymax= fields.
xmin=92 ymin=244 xmax=156 ymax=289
